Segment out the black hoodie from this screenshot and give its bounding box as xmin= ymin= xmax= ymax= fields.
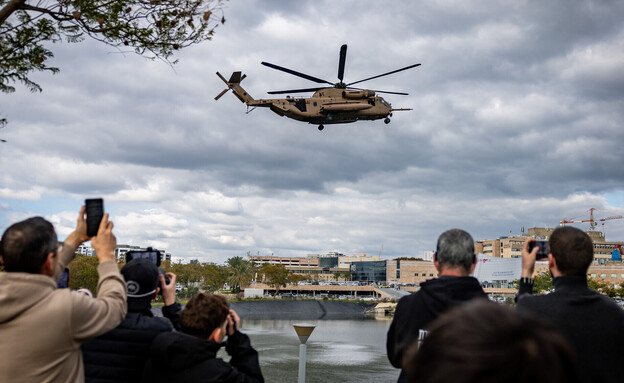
xmin=386 ymin=276 xmax=487 ymax=383
xmin=142 ymin=330 xmax=263 ymax=383
xmin=517 ymin=276 xmax=624 ymax=383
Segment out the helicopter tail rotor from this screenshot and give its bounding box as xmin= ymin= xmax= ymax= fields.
xmin=215 ymin=71 xmax=248 ymax=101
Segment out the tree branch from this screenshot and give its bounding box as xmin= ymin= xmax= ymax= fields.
xmin=0 ymin=0 xmax=26 ymax=25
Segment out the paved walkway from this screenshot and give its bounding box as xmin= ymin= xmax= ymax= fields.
xmin=376 ymin=287 xmax=411 ymax=300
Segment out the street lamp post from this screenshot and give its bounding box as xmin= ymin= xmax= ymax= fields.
xmin=293 ymin=323 xmax=316 ymax=383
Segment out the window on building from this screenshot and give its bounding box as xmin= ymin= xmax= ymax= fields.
xmin=611 ymin=274 xmax=617 ymax=279
xmin=591 ymin=273 xmax=596 ymax=278
xmin=601 ymin=274 xmax=606 ymax=279
xmin=422 ymin=273 xmax=426 ymax=276
xmin=429 ymin=273 xmax=434 ymax=277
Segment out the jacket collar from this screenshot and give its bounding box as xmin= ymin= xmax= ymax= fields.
xmin=553 ymin=275 xmax=589 ymax=292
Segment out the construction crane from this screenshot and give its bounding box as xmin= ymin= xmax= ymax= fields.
xmin=560 ymin=208 xmax=623 ymax=230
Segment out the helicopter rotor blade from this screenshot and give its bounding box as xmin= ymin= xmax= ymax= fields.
xmin=267 ymin=87 xmax=324 ymax=94
xmin=347 ymin=63 xmax=421 ymax=87
xmin=214 ymin=88 xmax=229 ymax=100
xmin=216 ymin=71 xmax=228 ymax=85
xmin=261 ymin=62 xmax=333 ymax=85
xmin=338 ymin=44 xmax=347 ymax=82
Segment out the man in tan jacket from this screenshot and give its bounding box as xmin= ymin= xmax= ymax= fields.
xmin=0 ymin=206 xmax=127 ymax=383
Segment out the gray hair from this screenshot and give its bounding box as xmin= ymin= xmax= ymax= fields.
xmin=435 ymin=229 xmax=475 ymax=273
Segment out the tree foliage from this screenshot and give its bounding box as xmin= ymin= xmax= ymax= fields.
xmin=0 ymin=0 xmax=226 ymax=126
xmin=588 ymin=277 xmax=624 ymax=298
xmin=259 ymin=264 xmax=290 ymax=294
xmin=225 ymin=256 xmax=256 ymax=293
xmin=67 ymin=254 xmax=101 ymax=293
xmin=201 ymin=262 xmax=228 ymax=292
xmin=532 ymin=272 xmax=553 ymax=294
xmin=169 ymin=259 xmax=202 ymax=287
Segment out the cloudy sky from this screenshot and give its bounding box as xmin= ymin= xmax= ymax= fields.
xmin=1 ymin=0 xmax=623 ymax=264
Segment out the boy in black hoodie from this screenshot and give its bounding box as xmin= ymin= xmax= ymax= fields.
xmin=386 ymin=229 xmax=487 ymax=383
xmin=142 ymin=293 xmax=264 ymax=383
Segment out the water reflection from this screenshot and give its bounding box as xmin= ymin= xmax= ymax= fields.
xmin=240 ymin=319 xmax=399 ymax=383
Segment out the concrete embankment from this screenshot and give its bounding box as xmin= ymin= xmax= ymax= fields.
xmin=230 ymin=300 xmax=377 ymax=320
xmin=153 ymin=300 xmax=380 ymax=320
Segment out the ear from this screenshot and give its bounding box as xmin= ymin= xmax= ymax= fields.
xmin=433 ymin=259 xmax=440 ymax=272
xmin=152 ymin=287 xmax=160 ymax=300
xmin=208 ymin=326 xmax=223 ymax=343
xmin=548 ymin=253 xmax=561 ymax=277
xmin=468 ymin=261 xmax=477 ymax=274
xmin=40 ymin=252 xmax=56 ymax=277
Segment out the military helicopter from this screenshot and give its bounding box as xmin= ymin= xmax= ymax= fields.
xmin=215 ymin=44 xmax=420 ymax=131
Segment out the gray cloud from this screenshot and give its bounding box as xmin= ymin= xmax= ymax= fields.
xmin=1 ymin=0 xmax=623 ymax=263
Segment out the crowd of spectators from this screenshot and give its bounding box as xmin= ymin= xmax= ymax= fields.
xmin=0 ymin=206 xmax=263 ymax=383
xmin=1 ymin=206 xmax=622 ymax=382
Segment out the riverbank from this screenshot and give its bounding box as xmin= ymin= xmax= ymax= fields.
xmin=154 ymin=300 xmax=379 ymax=320
xmin=231 ymin=300 xmax=377 ymax=319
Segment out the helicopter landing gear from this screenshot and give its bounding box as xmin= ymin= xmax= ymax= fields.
xmin=318 ymin=124 xmax=325 ymax=131
xmin=384 ymin=118 xmax=391 ymax=124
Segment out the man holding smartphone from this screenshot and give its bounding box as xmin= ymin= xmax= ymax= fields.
xmin=0 ymin=205 xmax=127 ymax=383
xmin=517 ymin=226 xmax=624 ymax=383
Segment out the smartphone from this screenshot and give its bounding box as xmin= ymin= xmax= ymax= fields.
xmin=125 ymin=248 xmax=161 ymax=266
xmin=125 ymin=249 xmax=169 ymax=285
xmin=528 ymin=240 xmax=549 ymax=260
xmin=85 ymin=198 xmax=104 ymax=237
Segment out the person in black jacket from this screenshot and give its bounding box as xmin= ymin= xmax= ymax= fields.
xmin=82 ymin=258 xmax=181 ymax=383
xmin=142 ymin=293 xmax=264 ymax=383
xmin=516 ymin=226 xmax=624 ymax=383
xmin=386 ymin=228 xmax=487 ymax=383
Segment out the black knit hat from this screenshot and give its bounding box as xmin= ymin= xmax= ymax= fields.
xmin=121 ymin=258 xmax=159 ymax=311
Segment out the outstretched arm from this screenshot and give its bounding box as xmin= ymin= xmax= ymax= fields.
xmin=55 ymin=206 xmax=91 ymax=279
xmin=71 ymin=212 xmax=127 ymax=341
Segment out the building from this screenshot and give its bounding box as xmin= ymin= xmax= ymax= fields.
xmin=350 ymin=261 xmax=387 ymax=283
xmin=337 ymin=253 xmax=381 ymax=268
xmin=248 ymin=252 xmax=382 ymax=282
xmin=386 ymin=259 xmax=438 ymax=285
xmin=76 ymin=243 xmax=95 ymax=257
xmin=475 ymin=227 xmax=624 ymax=264
xmin=73 ymin=244 xmax=171 ymax=263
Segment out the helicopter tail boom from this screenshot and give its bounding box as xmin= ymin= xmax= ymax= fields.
xmin=215 ymin=71 xmax=254 ymax=104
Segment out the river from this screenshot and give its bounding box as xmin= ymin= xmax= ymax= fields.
xmin=235 ymin=318 xmax=399 ymax=383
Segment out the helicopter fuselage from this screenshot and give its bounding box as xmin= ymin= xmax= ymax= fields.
xmin=215 ymin=45 xmax=418 ymax=130
xmin=248 ymin=88 xmax=394 ymax=125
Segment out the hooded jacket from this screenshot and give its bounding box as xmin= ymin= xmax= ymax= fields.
xmin=142 ymin=330 xmax=264 ymax=383
xmin=0 ymin=243 xmax=127 ymax=383
xmin=386 ymin=276 xmax=487 ymax=383
xmin=517 ymin=276 xmax=624 ymax=383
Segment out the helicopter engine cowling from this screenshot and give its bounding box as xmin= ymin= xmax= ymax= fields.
xmin=342 ymin=90 xmax=376 ymax=99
